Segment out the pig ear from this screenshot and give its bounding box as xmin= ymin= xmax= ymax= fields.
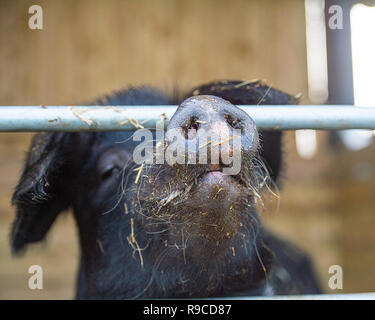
xmin=11 ymin=132 xmax=80 ymax=254
xmin=185 ymin=80 xmax=299 ymax=183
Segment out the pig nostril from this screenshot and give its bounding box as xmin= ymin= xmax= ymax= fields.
xmin=224 ymin=114 xmax=242 ymax=129
xmin=184 ymin=117 xmax=200 ymax=139
xmin=189 ymin=122 xmax=199 ymax=131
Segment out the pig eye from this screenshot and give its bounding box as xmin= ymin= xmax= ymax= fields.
xmin=100 ymin=165 xmax=120 ymax=180
xmin=97 ymin=148 xmax=130 ymax=182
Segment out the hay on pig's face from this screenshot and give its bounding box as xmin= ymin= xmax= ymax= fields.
xmin=129 ymin=140 xmax=274 ymax=262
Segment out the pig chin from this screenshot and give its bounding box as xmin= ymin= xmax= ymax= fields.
xmin=131 ymin=159 xmax=259 ymax=259
xmin=186 ymin=171 xmax=245 ymax=212
xmin=165 ymin=171 xmax=252 ymax=257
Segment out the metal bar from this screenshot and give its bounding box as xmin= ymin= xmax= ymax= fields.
xmin=228 ymin=292 xmax=375 ymax=300
xmin=1 ymin=105 xmax=375 ymax=132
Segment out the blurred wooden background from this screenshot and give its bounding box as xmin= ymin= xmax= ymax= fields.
xmin=0 ymin=0 xmax=374 ymax=299
xmin=0 ymin=0 xmax=307 ymax=105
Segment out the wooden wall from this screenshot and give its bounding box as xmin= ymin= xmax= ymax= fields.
xmin=0 ymin=0 xmax=307 ymax=105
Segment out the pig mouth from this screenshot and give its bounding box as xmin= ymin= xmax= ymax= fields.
xmin=199 ymin=163 xmax=241 ymax=183
xmin=207 ymin=163 xmax=222 ymax=172
xmin=199 ymin=165 xmax=228 ymax=181
xmin=128 ymin=148 xmax=275 ymax=261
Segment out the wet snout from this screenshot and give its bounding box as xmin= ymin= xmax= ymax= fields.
xmin=166 ymin=95 xmax=259 ymax=171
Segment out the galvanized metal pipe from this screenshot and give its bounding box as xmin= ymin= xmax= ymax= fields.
xmin=0 ymin=105 xmax=375 ymax=131
xmin=232 ymin=292 xmax=375 ymax=300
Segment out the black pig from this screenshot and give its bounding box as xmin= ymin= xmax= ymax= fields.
xmin=10 ymin=80 xmax=321 ymax=299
